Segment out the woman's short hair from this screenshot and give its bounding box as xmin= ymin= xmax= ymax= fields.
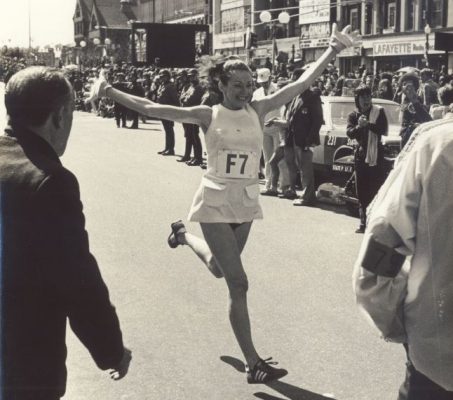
xmin=5 ymin=66 xmax=71 ymax=127
xmin=219 ymin=59 xmax=252 ymax=85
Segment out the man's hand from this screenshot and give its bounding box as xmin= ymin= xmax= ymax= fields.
xmin=109 ymin=347 xmax=132 ymax=381
xmin=330 ymin=23 xmax=361 ymax=53
xmin=358 ymin=115 xmax=368 ymax=128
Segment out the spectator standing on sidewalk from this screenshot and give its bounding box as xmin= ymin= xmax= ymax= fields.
xmin=397 ymin=73 xmax=432 ymax=149
xmin=284 ymin=69 xmax=324 ymax=206
xmin=353 ymin=117 xmax=453 ymax=399
xmin=112 ymin=72 xmax=129 ymax=128
xmin=418 ymin=68 xmax=439 ymax=111
xmin=127 ymin=74 xmax=145 ymax=129
xmin=252 ymin=68 xmax=282 ymax=196
xmin=346 ymin=84 xmax=388 ymax=233
xmin=1 ymin=66 xmax=131 ymax=400
xmin=156 ymin=69 xmax=180 ymax=155
xmin=179 ymin=69 xmax=205 ymax=166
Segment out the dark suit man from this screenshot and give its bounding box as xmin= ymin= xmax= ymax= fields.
xmin=284 ymin=85 xmax=323 ymax=206
xmin=0 ymin=66 xmax=131 ymax=400
xmin=156 ymin=69 xmax=180 ymax=155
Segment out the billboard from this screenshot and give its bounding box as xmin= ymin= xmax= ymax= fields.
xmin=299 ymin=0 xmax=330 ymax=25
xmin=131 ymin=23 xmax=209 ymax=67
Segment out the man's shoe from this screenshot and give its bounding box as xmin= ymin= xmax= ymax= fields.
xmin=200 ymin=163 xmax=207 ymax=170
xmin=177 ymin=157 xmax=191 ymax=162
xmin=246 ymin=358 xmax=288 ymax=384
xmin=279 ymin=190 xmax=297 ymax=200
xmin=129 ymin=125 xmax=139 ymax=129
xmin=258 ymin=172 xmax=265 ymax=180
xmin=355 ymin=226 xmax=365 ymax=234
xmin=260 ymin=189 xmax=279 ymax=196
xmin=168 ymin=220 xmax=187 ymax=249
xmin=293 ymin=198 xmax=316 ymax=207
xmin=157 ymin=149 xmax=168 ymax=155
xmin=162 ymin=149 xmax=175 ymax=156
xmin=188 ymin=159 xmax=202 ymax=166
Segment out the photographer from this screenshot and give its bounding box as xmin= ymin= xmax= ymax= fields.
xmin=346 ymin=85 xmax=388 ymax=233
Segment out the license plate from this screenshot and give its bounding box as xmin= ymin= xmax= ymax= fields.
xmin=332 ymin=164 xmax=353 ymax=173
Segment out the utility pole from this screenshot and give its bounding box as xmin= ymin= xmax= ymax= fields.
xmin=28 ymin=0 xmax=32 ymax=52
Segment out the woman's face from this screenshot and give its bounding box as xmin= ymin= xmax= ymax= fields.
xmin=358 ymin=94 xmax=372 ymax=112
xmin=220 ymin=69 xmax=254 ymax=110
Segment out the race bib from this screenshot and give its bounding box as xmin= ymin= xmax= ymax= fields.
xmin=216 ymin=150 xmax=258 ymax=179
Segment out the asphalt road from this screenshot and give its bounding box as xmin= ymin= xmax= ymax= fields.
xmin=0 ymin=83 xmax=406 ymax=400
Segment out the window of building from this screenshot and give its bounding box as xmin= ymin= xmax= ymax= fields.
xmin=406 ymin=0 xmax=415 ymax=31
xmin=387 ymin=2 xmax=396 ymax=28
xmin=75 ymin=5 xmax=81 ymax=18
xmin=350 ymin=8 xmax=359 ymax=32
xmin=431 ymin=0 xmax=444 ymax=27
xmin=364 ymin=3 xmax=373 ymax=35
xmin=221 ymin=7 xmax=244 ymax=33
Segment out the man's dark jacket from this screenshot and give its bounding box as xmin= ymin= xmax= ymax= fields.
xmin=0 ymin=125 xmax=124 ymax=400
xmin=285 ymin=89 xmax=323 ymax=148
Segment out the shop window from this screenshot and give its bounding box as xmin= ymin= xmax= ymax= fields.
xmin=406 ymin=0 xmax=415 ymax=31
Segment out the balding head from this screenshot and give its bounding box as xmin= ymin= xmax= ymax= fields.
xmin=5 ymin=66 xmax=73 ymax=128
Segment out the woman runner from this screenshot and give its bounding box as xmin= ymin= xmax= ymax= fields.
xmin=93 ymin=24 xmax=358 ymax=384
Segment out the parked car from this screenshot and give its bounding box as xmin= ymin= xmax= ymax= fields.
xmin=314 ymin=95 xmax=401 ymax=185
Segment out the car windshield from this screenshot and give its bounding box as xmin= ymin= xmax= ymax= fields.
xmin=330 ymin=102 xmax=401 ymax=127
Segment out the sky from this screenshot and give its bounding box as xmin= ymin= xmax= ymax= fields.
xmin=0 ymin=0 xmax=75 ymax=49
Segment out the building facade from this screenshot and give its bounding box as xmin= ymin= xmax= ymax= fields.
xmin=337 ymin=0 xmax=451 ymax=74
xmin=72 ymin=1 xmax=453 ymax=74
xmin=72 ymin=0 xmax=133 ymax=64
xmin=210 ymin=0 xmax=452 ymax=73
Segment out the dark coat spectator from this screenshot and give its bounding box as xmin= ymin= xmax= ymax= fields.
xmin=1 ymin=66 xmax=130 ymax=400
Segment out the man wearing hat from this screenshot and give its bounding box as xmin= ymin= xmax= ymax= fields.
xmin=252 ymin=68 xmax=289 ymax=195
xmin=156 ymin=69 xmax=180 ymax=155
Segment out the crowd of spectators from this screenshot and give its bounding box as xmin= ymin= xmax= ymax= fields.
xmin=3 ymin=53 xmax=453 ymax=185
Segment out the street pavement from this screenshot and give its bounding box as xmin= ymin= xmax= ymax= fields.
xmin=1 ymin=83 xmax=406 ymax=400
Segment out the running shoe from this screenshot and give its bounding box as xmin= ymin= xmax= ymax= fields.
xmin=246 ymin=357 xmax=288 ymax=384
xmin=167 ymin=220 xmax=186 ymax=249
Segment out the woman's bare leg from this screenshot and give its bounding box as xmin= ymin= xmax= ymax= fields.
xmin=200 ymin=222 xmax=260 ymax=369
xmin=177 ymin=231 xmax=223 ymax=278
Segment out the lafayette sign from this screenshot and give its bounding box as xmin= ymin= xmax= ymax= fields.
xmin=373 ymin=40 xmax=441 ymax=56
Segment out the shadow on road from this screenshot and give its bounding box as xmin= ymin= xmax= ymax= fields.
xmin=221 ymin=356 xmax=337 ymax=400
xmin=220 ymin=355 xmax=246 ymax=372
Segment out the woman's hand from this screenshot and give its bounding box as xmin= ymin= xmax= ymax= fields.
xmin=269 ymin=118 xmax=289 ymax=128
xmin=329 ymin=23 xmax=361 ymax=53
xmin=91 ymin=69 xmax=110 ymax=99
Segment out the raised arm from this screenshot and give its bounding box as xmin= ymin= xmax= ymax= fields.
xmin=93 ymin=74 xmax=212 ymax=128
xmin=252 ymin=24 xmax=360 ymax=117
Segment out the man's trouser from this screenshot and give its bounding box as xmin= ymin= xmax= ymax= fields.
xmin=398 ymin=345 xmax=453 ymax=400
xmin=262 ymin=130 xmax=289 ymax=190
xmin=161 ymin=119 xmax=175 ymax=151
xmin=284 ymin=144 xmax=315 ymax=201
